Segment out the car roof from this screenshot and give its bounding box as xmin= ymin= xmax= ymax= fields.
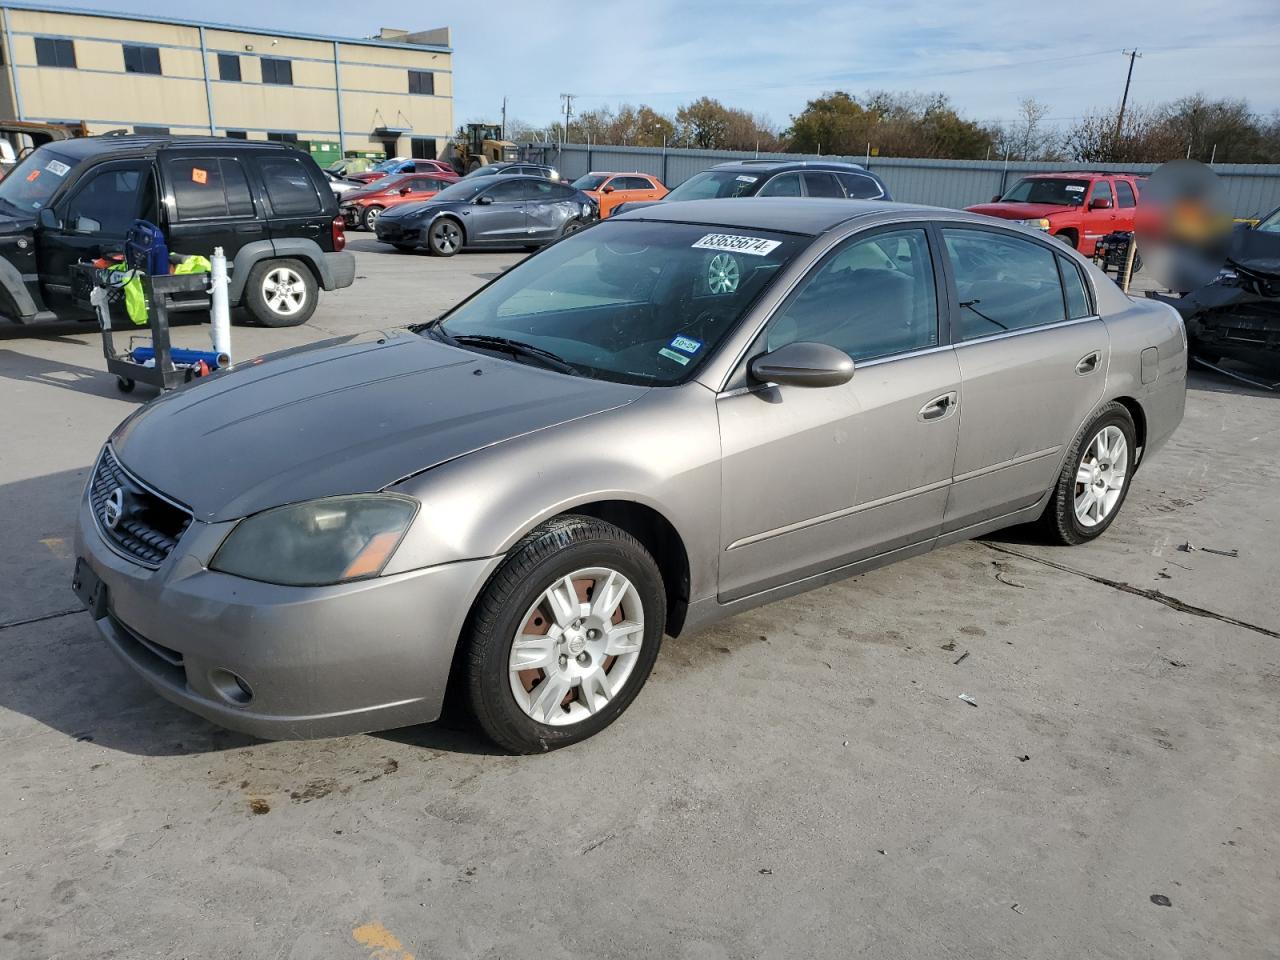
xmin=615 ymin=197 xmax=939 ymax=235
xmin=709 ymin=159 xmax=870 ymax=174
xmin=1017 ymin=171 xmax=1138 ymax=179
xmin=586 ymin=171 xmax=653 ymax=177
xmin=47 ymin=134 xmax=296 ymax=159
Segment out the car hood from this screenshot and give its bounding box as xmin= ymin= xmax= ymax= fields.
xmin=966 ymin=202 xmax=1074 ymax=220
xmin=110 ymin=329 xmax=648 ymax=522
xmin=378 ymin=199 xmax=450 ymax=220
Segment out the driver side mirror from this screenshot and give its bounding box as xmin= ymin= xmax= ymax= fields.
xmin=748 ymin=341 xmax=855 ymax=388
xmin=398 ymin=186 xmax=412 ymax=195
xmin=991 ymin=194 xmax=1001 ymax=203
xmin=1090 ymin=197 xmax=1113 ymax=210
xmin=37 ymin=207 xmax=61 ymax=231
xmin=475 ymin=194 xmax=494 ymax=205
xmin=602 ymin=185 xmax=615 ymax=194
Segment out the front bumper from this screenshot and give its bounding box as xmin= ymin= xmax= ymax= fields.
xmin=73 ymin=491 xmax=501 ymax=740
xmin=374 ymin=219 xmax=422 ymax=246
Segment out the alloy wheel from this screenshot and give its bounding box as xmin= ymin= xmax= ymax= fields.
xmin=707 ymin=253 xmax=740 ymax=294
xmin=431 ymin=220 xmax=462 ymax=254
xmin=1074 ymin=424 xmax=1128 ymax=527
xmin=262 ymin=267 xmax=307 ymax=316
xmin=507 ymin=567 xmax=645 ymax=726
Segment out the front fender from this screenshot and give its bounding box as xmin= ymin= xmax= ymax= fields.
xmin=382 ymin=385 xmax=723 ymax=605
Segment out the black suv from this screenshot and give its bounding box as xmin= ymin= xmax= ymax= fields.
xmin=462 ymin=162 xmax=561 ymax=181
xmin=0 ymin=135 xmax=355 ymax=328
xmin=616 ymin=160 xmax=891 ymax=216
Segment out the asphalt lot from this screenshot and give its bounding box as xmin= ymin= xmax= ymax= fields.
xmin=1 ymin=237 xmax=1277 ymax=960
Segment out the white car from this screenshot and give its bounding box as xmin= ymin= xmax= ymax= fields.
xmin=323 ymin=169 xmax=362 ymax=197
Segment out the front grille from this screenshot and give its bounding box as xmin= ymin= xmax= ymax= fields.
xmin=90 ymin=446 xmax=192 ymax=567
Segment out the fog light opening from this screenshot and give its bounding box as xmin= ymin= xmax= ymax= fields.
xmin=210 ymin=669 xmax=254 ymax=706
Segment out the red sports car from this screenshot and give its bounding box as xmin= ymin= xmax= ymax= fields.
xmin=339 ymin=171 xmax=459 ymax=230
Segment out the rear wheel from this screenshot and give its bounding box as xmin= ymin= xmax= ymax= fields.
xmin=463 ymin=515 xmax=665 ymax=753
xmin=244 ymin=259 xmax=317 ymax=327
xmin=427 ymin=218 xmax=463 ymax=257
xmin=360 ymin=204 xmax=385 ymax=231
xmin=1039 ymin=402 xmax=1136 ymax=545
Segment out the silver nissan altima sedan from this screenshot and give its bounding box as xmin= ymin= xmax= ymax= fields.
xmin=73 ymin=198 xmax=1186 ymax=752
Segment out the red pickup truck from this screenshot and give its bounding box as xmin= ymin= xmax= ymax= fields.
xmin=965 ymin=172 xmax=1144 ymax=255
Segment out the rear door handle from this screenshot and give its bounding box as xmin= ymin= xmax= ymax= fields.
xmin=918 ymin=392 xmax=958 ymax=422
xmin=1076 ymin=351 xmax=1101 ymax=375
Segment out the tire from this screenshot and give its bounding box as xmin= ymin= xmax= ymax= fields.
xmin=560 ymin=218 xmax=585 ymax=239
xmin=1056 ymin=229 xmax=1079 ymax=249
xmin=244 ymin=259 xmax=318 ymax=327
xmin=360 ymin=205 xmax=385 ymax=231
xmin=1038 ymin=402 xmax=1137 ymax=545
xmin=116 ymin=377 xmax=135 ymax=394
xmin=426 ymin=218 xmax=463 ymax=257
xmin=463 ymin=515 xmax=666 ymax=753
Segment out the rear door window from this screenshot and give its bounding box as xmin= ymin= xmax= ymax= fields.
xmin=801 ymin=172 xmax=844 ymax=198
xmin=942 ymin=228 xmax=1067 ymax=339
xmin=1058 ymin=256 xmax=1093 ymax=319
xmin=166 ymin=157 xmax=256 ymax=219
xmin=255 ymin=154 xmax=323 ymax=216
xmin=1115 ymin=180 xmax=1136 ymax=208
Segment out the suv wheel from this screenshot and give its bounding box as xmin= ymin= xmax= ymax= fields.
xmin=245 ymin=259 xmax=317 ymax=327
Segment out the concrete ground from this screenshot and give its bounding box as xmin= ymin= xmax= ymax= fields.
xmin=1 ymin=239 xmax=1277 ymax=960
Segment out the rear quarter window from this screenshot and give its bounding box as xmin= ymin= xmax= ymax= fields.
xmin=254 ymin=154 xmax=323 ymax=216
xmin=166 ymin=157 xmax=255 ymax=219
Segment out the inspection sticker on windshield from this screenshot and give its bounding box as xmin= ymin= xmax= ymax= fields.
xmin=658 ymin=347 xmax=691 ymax=365
xmin=692 ymin=233 xmax=780 ymax=256
xmin=669 ymin=335 xmax=702 ymax=355
xmin=45 ymin=159 xmax=70 ymax=177
xmin=1065 ymin=184 xmax=1085 ymax=192
xmin=735 ymin=175 xmax=758 ymax=183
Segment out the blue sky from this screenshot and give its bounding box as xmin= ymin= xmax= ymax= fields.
xmin=81 ymin=0 xmax=1280 ymax=130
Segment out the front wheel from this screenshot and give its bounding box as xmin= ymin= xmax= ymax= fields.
xmin=463 ymin=515 xmax=666 ymax=753
xmin=360 ymin=204 xmax=385 ymax=231
xmin=426 ymin=218 xmax=463 ymax=257
xmin=560 ymin=218 xmax=586 ymax=239
xmin=1039 ymin=402 xmax=1136 ymax=545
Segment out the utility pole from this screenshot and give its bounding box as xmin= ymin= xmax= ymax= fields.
xmin=560 ymin=93 xmax=574 ymax=142
xmin=1114 ymin=49 xmax=1142 ymax=145
xmin=501 ymin=96 xmax=507 ymax=140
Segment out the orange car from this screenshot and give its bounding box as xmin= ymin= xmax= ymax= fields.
xmin=339 ymin=171 xmax=459 ymax=231
xmin=571 ymin=171 xmax=667 ymax=218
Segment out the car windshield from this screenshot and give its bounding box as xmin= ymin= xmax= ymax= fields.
xmin=433 ymin=219 xmax=806 ymax=386
xmin=0 ymin=146 xmax=80 ymax=214
xmin=429 ymin=179 xmax=494 ymax=202
xmin=1255 ymin=206 xmax=1280 ymax=233
xmin=572 ymin=174 xmax=609 ymax=190
xmin=664 ymin=170 xmax=763 ymax=202
xmin=463 ymin=166 xmax=504 ymax=179
xmin=1000 ymin=178 xmax=1090 ymax=206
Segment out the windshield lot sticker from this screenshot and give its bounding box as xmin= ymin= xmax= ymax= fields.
xmin=669 ymin=335 xmax=702 ymax=355
xmin=1065 ymin=184 xmax=1085 ymax=192
xmin=45 ymin=159 xmax=70 ymax=177
xmin=192 ymin=167 xmax=208 ymax=185
xmin=692 ymin=234 xmax=780 ymax=256
xmin=658 ymin=347 xmax=691 ymax=365
xmin=735 ymin=175 xmax=758 ymax=183
xmin=25 ymin=169 xmax=40 ymax=183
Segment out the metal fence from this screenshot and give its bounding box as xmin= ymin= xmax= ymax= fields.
xmin=521 ymin=141 xmax=1280 ymax=219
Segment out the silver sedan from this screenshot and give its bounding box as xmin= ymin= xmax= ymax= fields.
xmin=73 ymin=198 xmax=1186 ymax=752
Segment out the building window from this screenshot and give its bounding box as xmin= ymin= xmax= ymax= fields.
xmin=224 ymin=130 xmax=248 ymax=139
xmin=260 ymin=58 xmax=293 ymax=86
xmin=411 ymin=137 xmax=437 ymax=160
xmin=133 ymin=125 xmax=170 ymax=136
xmin=408 ymin=70 xmax=435 ymax=96
xmin=266 ymin=132 xmax=300 ymax=148
xmin=35 ymin=37 xmax=76 ymax=69
xmin=123 ymin=44 xmax=162 ymax=75
xmin=217 ymin=53 xmax=241 ymax=82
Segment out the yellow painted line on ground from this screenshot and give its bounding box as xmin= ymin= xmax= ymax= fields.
xmin=40 ymin=537 xmax=72 ymax=559
xmin=352 ymin=921 xmax=415 ymax=960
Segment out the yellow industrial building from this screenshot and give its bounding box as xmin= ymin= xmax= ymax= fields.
xmin=0 ymin=3 xmax=454 ymax=161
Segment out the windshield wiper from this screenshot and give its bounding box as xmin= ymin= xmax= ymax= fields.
xmin=448 ymin=333 xmax=579 ymax=375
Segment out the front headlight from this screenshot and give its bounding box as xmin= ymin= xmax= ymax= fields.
xmin=1021 ymin=218 xmax=1051 ymax=231
xmin=211 ymin=494 xmax=418 ymax=586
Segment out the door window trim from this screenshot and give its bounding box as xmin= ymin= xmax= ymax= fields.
xmin=720 ymin=221 xmax=950 ymax=394
xmin=933 ymin=222 xmax=1100 ymax=347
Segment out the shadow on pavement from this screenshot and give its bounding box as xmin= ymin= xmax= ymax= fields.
xmin=0 ymin=347 xmax=145 ymax=400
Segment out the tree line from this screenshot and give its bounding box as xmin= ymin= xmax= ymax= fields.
xmin=506 ymin=91 xmax=1280 ymax=164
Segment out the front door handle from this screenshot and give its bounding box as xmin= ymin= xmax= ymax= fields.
xmin=1076 ymin=351 xmax=1101 ymax=375
xmin=918 ymin=392 xmax=958 ymax=422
